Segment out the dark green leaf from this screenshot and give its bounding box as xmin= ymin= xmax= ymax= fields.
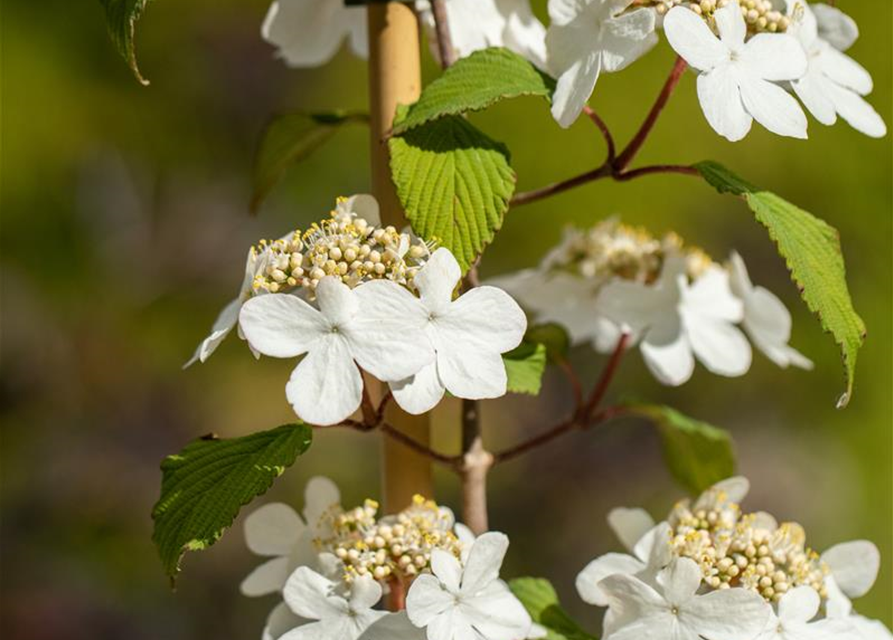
xmin=504 ymin=342 xmax=548 ymax=395
xmin=509 ymin=577 xmax=599 ymax=640
xmin=695 ymin=161 xmax=865 ymax=407
xmin=252 ymin=111 xmax=369 ymax=213
xmin=152 ymin=423 xmax=312 ymax=583
xmin=389 ymin=116 xmax=516 ymax=272
xmin=634 ymin=404 xmax=735 ymax=495
xmin=392 ymin=47 xmax=554 ymax=134
xmin=98 ymin=0 xmax=153 ymax=85
xmin=525 ymin=323 xmax=571 ymax=362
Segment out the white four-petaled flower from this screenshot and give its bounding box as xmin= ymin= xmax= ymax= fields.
xmin=664 ymin=0 xmax=808 ymax=141
xmin=547 ymin=0 xmax=658 ymax=128
xmin=406 ymin=532 xmax=533 ymax=640
xmin=390 ymin=248 xmax=527 ymax=415
xmin=239 ymin=276 xmax=434 ymax=425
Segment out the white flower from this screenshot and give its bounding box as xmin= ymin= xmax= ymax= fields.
xmin=389 ymin=248 xmax=527 ymax=415
xmin=360 ymin=613 xmax=427 ymax=640
xmin=241 ymin=477 xmax=341 ymax=598
xmin=727 ymin=252 xmax=812 ymax=370
xmin=664 ymin=0 xmax=808 ymax=141
xmin=239 ymin=276 xmax=435 ymax=426
xmin=755 ymin=587 xmax=844 ymax=640
xmin=597 ymin=255 xmax=751 ymax=386
xmin=547 ymin=0 xmax=658 ymax=128
xmin=406 ymin=532 xmax=533 ymax=640
xmin=280 ymin=568 xmax=387 ymax=640
xmin=788 ymin=2 xmax=887 ymax=138
xmin=262 ymin=0 xmax=367 ymax=68
xmin=849 ymin=616 xmax=893 ymax=640
xmin=822 ymin=540 xmax=881 ymax=620
xmin=416 ymin=0 xmax=547 ymax=68
xmin=599 ymin=557 xmax=771 ymax=640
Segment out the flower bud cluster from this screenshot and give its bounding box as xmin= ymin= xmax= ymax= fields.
xmin=545 ymin=219 xmax=711 ymax=285
xmin=316 ymin=495 xmax=463 ymax=585
xmin=250 ymin=197 xmax=432 ymax=298
xmin=651 ymin=0 xmax=791 ymax=34
xmin=668 ymin=488 xmax=828 ymax=603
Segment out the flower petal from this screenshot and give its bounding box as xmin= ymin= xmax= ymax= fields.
xmin=793 ymin=71 xmax=838 ymax=126
xmin=358 ymin=612 xmax=426 ymax=640
xmin=406 ymin=574 xmax=454 ymax=628
xmin=283 ymin=567 xmax=346 ymax=621
xmin=696 ymin=67 xmax=753 ymax=141
xmin=245 ymin=503 xmax=304 ymax=556
xmin=460 ymin=581 xmax=532 ymax=640
xmin=438 ymin=286 xmax=527 ymax=354
xmin=777 ymin=587 xmax=820 ymax=624
xmin=600 ymin=9 xmax=658 ymax=73
xmin=657 ymin=558 xmax=702 ymax=605
xmin=350 ymin=576 xmax=383 ymax=611
xmin=348 ymin=280 xmax=435 ymax=382
xmin=683 ymin=587 xmax=771 ymax=640
xmin=414 ymin=248 xmax=462 ymax=312
xmin=316 ymin=276 xmax=359 ymax=327
xmin=262 ymin=0 xmax=353 ymax=68
xmin=431 ymin=549 xmax=463 ymax=593
xmin=549 ymin=44 xmax=602 ymax=129
xmin=824 ymin=81 xmax=888 ymax=139
xmin=608 ymin=508 xmax=657 ymax=553
xmin=461 ymin=532 xmax=508 ymax=595
xmin=818 ymin=46 xmax=873 ymax=95
xmin=812 ymin=3 xmax=859 ymax=51
xmin=715 ymin=0 xmax=747 ymax=47
xmin=390 ymin=361 xmax=446 ymax=415
xmin=263 ymin=600 xmax=307 ymax=640
xmin=598 ymin=572 xmax=668 ymax=619
xmin=437 ymin=347 xmax=508 ymax=400
xmin=822 ymin=541 xmax=881 ymax=599
xmin=240 ymin=294 xmax=326 ymax=358
xmin=303 ymin=477 xmax=340 ymax=529
xmin=185 ymin=297 xmax=241 ymax=367
xmin=427 ymin=609 xmax=477 ymax=640
xmin=285 ymin=336 xmax=363 ymax=426
xmin=742 ymin=33 xmax=807 ymax=82
xmin=242 ymin=557 xmax=292 ymax=597
xmin=338 ymin=194 xmax=380 ymax=227
xmin=663 ymin=5 xmax=728 ymax=71
xmin=684 ymin=313 xmax=752 ymax=378
xmin=640 ymin=315 xmax=695 ymax=387
xmin=576 ymin=553 xmax=645 ymax=606
xmin=739 ymin=75 xmax=808 ymax=139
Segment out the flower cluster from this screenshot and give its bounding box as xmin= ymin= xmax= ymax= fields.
xmin=240 ymin=478 xmax=535 ymax=640
xmin=576 ymin=477 xmax=891 ymax=640
xmin=653 ymin=0 xmax=792 ymax=34
xmin=492 ymin=218 xmax=812 ymax=386
xmin=188 ymin=194 xmax=526 ymax=426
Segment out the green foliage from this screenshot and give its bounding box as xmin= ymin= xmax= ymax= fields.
xmin=389 ymin=116 xmax=516 ymax=272
xmin=696 ymin=161 xmax=865 ymax=407
xmin=392 ymin=47 xmax=554 ymax=135
xmin=152 ymin=424 xmax=312 ymax=583
xmin=504 ymin=342 xmax=548 ymax=395
xmin=634 ymin=404 xmax=735 ymax=495
xmin=509 ymin=577 xmax=599 ymax=640
xmin=525 ymin=323 xmax=571 ymax=362
xmin=251 ymin=111 xmax=369 ymax=214
xmin=98 ymin=0 xmax=153 ymax=85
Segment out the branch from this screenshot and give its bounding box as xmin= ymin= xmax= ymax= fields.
xmin=582 ymin=105 xmax=615 ymax=162
xmin=430 ymin=0 xmax=457 ymax=68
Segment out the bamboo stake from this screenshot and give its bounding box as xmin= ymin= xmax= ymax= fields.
xmin=366 ymin=2 xmax=433 ymax=516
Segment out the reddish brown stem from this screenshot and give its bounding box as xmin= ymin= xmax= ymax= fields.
xmin=387 ymin=577 xmax=406 ymax=611
xmin=583 ymin=105 xmax=616 ymax=162
xmin=581 ymin=333 xmax=630 ymax=419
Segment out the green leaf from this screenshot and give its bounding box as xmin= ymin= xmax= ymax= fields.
xmin=525 ymin=323 xmax=571 ymax=362
xmin=392 ymin=47 xmax=554 ymax=135
xmin=152 ymin=423 xmax=312 ymax=583
xmin=509 ymin=578 xmax=599 ymax=640
xmin=634 ymin=404 xmax=735 ymax=495
xmin=504 ymin=342 xmax=548 ymax=395
xmin=98 ymin=0 xmax=153 ymax=85
xmin=252 ymin=111 xmax=369 ymax=213
xmin=695 ymin=161 xmax=865 ymax=407
xmin=389 ymin=116 xmax=516 ymax=272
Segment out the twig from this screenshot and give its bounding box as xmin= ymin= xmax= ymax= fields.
xmin=582 ymin=105 xmax=615 ymax=162
xmin=556 ymin=356 xmax=584 ymax=410
xmin=430 ymin=0 xmax=457 ymax=68
xmin=615 ymin=164 xmax=700 ymax=181
xmin=460 ymin=398 xmax=492 ymax=535
xmin=511 ymin=164 xmax=613 ymax=206
xmin=380 ymin=422 xmax=459 ymax=466
xmin=581 ymin=333 xmax=630 ymax=419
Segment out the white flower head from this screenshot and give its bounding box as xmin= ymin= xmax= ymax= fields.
xmin=728 ymin=252 xmax=813 ymax=370
xmin=406 ymin=531 xmax=533 ymax=640
xmin=664 ymin=0 xmax=809 ymax=141
xmin=787 ymin=2 xmax=887 ymax=138
xmin=280 ymin=568 xmax=387 ymax=640
xmin=547 ymin=0 xmax=658 ymax=128
xmin=262 ymin=0 xmax=367 ymax=68
xmin=597 ymin=254 xmax=751 ymax=386
xmin=390 ymin=248 xmax=527 ymax=415
xmin=416 ymin=0 xmax=547 ymax=68
xmin=599 ymin=557 xmax=771 ymax=640
xmin=239 ymin=276 xmax=434 ymax=425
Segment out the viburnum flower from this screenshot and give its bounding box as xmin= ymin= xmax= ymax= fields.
xmin=406 ymin=532 xmax=533 ymax=640
xmin=727 ymin=252 xmax=812 ymax=370
xmin=546 ymin=0 xmax=658 ymax=128
xmin=239 ymin=276 xmax=434 ymax=426
xmin=597 ymin=254 xmax=752 ymax=386
xmin=261 ymin=0 xmax=367 ymax=67
xmin=664 ymin=0 xmax=809 ymax=141
xmin=787 ymin=2 xmax=887 ymax=138
xmin=389 ymin=248 xmax=527 ymax=415
xmin=416 ymin=0 xmax=547 ymax=68
xmin=280 ymin=568 xmax=387 ymax=640
xmin=599 ymin=557 xmax=771 ymax=640
xmin=754 ymin=586 xmax=843 ymax=640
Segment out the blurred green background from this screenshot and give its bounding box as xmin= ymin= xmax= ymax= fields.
xmin=2 ymin=1 xmax=890 ymax=638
